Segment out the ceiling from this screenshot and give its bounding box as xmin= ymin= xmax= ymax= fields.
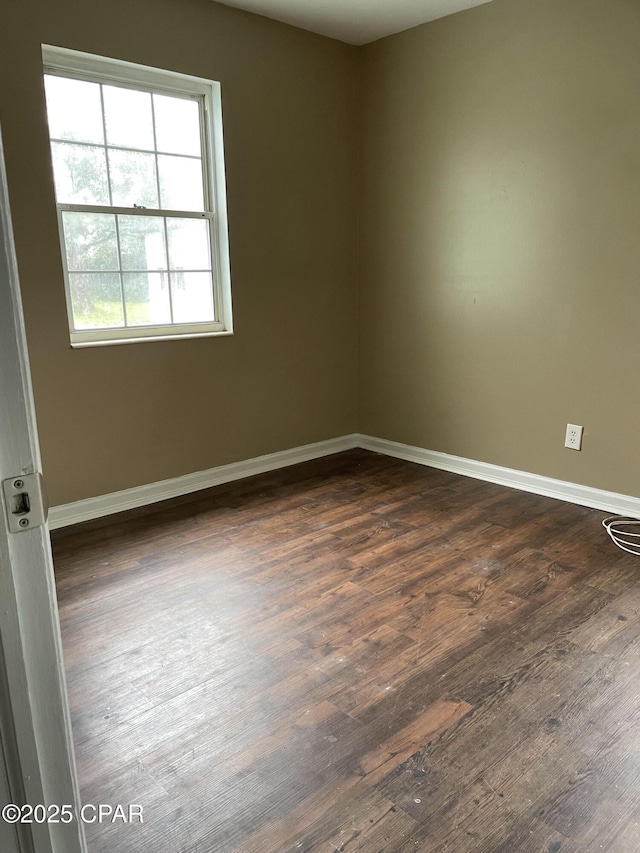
xmin=214 ymin=0 xmax=495 ymax=45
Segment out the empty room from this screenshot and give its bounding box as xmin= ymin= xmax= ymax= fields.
xmin=1 ymin=0 xmax=640 ymax=851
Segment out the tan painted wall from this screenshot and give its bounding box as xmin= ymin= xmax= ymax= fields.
xmin=3 ymin=0 xmax=639 ymax=506
xmin=360 ymin=0 xmax=640 ymax=496
xmin=0 ymin=0 xmax=359 ymax=505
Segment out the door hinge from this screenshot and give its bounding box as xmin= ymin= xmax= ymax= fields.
xmin=2 ymin=473 xmax=48 ymax=533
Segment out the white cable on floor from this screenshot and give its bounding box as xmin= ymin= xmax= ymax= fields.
xmin=602 ymin=516 xmax=640 ymax=556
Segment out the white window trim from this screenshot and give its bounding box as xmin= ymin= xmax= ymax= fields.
xmin=42 ymin=45 xmax=233 ymax=347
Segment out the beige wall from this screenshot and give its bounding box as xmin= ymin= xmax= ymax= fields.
xmin=0 ymin=0 xmax=359 ymax=505
xmin=360 ymin=0 xmax=640 ymax=496
xmin=3 ymin=0 xmax=639 ymax=506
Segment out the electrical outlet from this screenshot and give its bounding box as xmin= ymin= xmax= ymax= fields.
xmin=565 ymin=423 xmax=583 ymax=451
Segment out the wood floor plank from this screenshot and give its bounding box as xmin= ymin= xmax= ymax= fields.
xmin=358 ymin=697 xmax=472 ymax=786
xmin=51 ymin=449 xmax=640 ymax=852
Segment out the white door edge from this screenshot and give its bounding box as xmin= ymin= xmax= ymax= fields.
xmin=0 ymin=123 xmax=85 ymax=852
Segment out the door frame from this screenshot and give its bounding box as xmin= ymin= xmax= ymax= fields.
xmin=0 ymin=123 xmax=85 ymax=853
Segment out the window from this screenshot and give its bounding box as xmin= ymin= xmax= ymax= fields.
xmin=42 ymin=46 xmax=233 ymax=346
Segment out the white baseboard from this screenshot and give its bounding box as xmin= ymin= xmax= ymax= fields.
xmin=48 ymin=434 xmax=359 ymax=529
xmin=358 ymin=434 xmax=640 ymax=517
xmin=49 ymin=431 xmax=640 ymax=530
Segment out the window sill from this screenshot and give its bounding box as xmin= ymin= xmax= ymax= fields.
xmin=70 ymin=329 xmax=234 ymax=348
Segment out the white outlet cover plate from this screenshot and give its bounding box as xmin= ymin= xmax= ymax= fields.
xmin=565 ymin=424 xmax=584 ymax=451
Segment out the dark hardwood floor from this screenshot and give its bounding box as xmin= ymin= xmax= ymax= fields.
xmin=51 ymin=449 xmax=640 ymax=853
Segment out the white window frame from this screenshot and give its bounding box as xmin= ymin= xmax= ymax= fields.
xmin=42 ymin=45 xmax=233 ymax=347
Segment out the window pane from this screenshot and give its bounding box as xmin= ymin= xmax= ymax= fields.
xmin=45 ymin=76 xmax=104 ymax=144
xmin=62 ymin=212 xmax=118 ymax=271
xmin=69 ymin=273 xmax=124 ymax=329
xmin=170 ymin=271 xmax=214 ymax=323
xmin=123 ymin=272 xmax=171 ymax=326
xmin=158 ymin=155 xmax=204 ymax=211
xmin=51 ymin=142 xmax=109 ymax=204
xmin=109 ymin=149 xmax=158 ymax=208
xmin=118 ymin=215 xmax=167 ymax=270
xmin=166 ymin=218 xmax=210 ymax=270
xmin=103 ymin=85 xmax=154 ymax=150
xmin=153 ymin=94 xmax=201 ymax=156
